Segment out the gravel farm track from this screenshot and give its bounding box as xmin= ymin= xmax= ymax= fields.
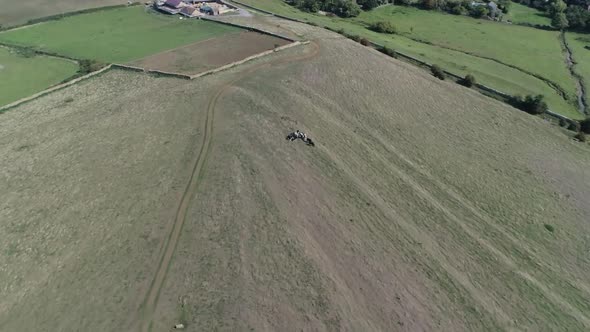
xmin=1 ymin=15 xmax=590 ymax=332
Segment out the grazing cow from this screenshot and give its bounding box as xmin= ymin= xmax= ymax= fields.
xmin=286 ymin=130 xmax=315 ymax=146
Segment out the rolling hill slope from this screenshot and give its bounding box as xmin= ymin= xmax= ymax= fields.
xmin=1 ymin=19 xmax=589 ymax=332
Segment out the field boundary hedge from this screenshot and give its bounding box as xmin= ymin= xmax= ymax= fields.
xmin=227 ymin=0 xmax=580 ymax=127
xmin=0 ymin=64 xmax=113 ymax=113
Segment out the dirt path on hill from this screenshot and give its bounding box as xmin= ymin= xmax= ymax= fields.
xmin=134 ymin=41 xmax=320 ymax=332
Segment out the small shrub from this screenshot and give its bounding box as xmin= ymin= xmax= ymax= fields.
xmin=337 ymin=28 xmax=345 ymax=35
xmin=15 ymin=47 xmax=37 ymax=58
xmin=574 ymin=132 xmax=587 ymax=142
xmin=544 ymin=224 xmax=555 ymax=233
xmin=78 ymin=59 xmax=105 ymax=74
xmin=379 ymin=46 xmax=397 ymax=58
xmin=559 ymin=118 xmax=567 ymax=127
xmin=64 ymin=97 xmax=74 ymax=103
xmin=580 ymin=117 xmax=590 ymax=134
xmin=348 ymin=34 xmax=362 ymax=42
xmin=360 ymin=38 xmax=371 ymax=46
xmin=431 ymin=64 xmax=445 ymax=80
xmin=568 ymin=122 xmax=581 ymax=132
xmin=460 ymin=74 xmax=476 ymax=87
xmin=450 ymin=4 xmax=468 ymax=15
xmin=585 ymin=45 xmax=590 ymax=51
xmin=368 ymin=21 xmax=397 ymax=34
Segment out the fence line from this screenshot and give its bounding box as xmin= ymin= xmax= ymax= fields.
xmin=111 ymin=64 xmax=192 ymax=79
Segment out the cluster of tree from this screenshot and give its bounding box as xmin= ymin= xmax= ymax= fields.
xmin=289 ymin=0 xmax=361 ymax=17
xmin=288 ymin=0 xmax=389 ymax=17
xmin=565 ymin=5 xmax=590 ymax=31
xmin=396 ymin=0 xmax=511 ymax=19
xmin=515 ymin=0 xmax=590 ymax=31
xmin=509 ymin=94 xmax=548 ymax=114
xmin=512 ymin=0 xmax=546 ymax=9
xmin=357 ymin=0 xmax=389 ymax=10
xmin=549 ymin=0 xmax=569 ymax=29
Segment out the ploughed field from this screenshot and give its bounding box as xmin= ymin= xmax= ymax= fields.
xmin=129 ymin=31 xmax=290 ymax=75
xmin=1 ymin=18 xmax=590 ymax=332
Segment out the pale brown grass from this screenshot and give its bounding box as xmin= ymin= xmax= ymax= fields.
xmin=1 ymin=20 xmax=589 ymax=332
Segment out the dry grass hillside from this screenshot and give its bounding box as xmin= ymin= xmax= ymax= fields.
xmin=1 ymin=20 xmax=589 ymax=332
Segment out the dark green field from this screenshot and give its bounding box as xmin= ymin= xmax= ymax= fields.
xmin=0 ymin=47 xmax=78 ymax=107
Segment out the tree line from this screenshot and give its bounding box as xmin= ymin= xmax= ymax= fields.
xmin=287 ymin=0 xmax=512 ymax=19
xmin=515 ymin=0 xmax=590 ymax=31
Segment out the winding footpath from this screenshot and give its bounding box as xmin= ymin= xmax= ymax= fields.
xmin=133 ymin=41 xmax=320 ymax=332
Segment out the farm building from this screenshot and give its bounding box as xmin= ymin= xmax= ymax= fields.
xmin=155 ymin=0 xmax=235 ymax=16
xmin=157 ymin=0 xmax=184 ymax=14
xmin=180 ymin=6 xmax=199 ymax=17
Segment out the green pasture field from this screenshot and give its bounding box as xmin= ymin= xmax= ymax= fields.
xmin=237 ymin=0 xmax=583 ymax=118
xmin=0 ymin=6 xmax=239 ymax=63
xmin=566 ymin=32 xmax=590 ymax=112
xmin=351 ymin=6 xmax=573 ymax=96
xmin=0 ymin=47 xmax=78 ymax=107
xmin=506 ymin=3 xmax=551 ymax=26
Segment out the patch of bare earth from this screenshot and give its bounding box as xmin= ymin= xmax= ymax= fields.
xmin=128 ymin=31 xmax=290 ymax=75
